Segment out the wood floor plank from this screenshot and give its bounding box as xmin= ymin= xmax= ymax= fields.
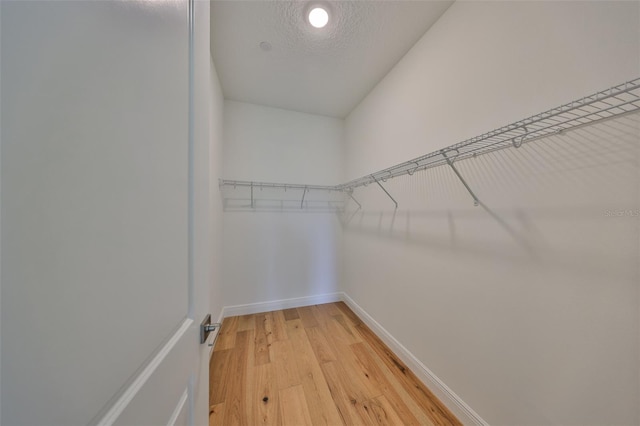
xmin=244 ymin=329 xmax=257 ymax=426
xmin=349 ymin=342 xmax=389 ymax=394
xmin=333 ymin=313 xmax=362 ymax=344
xmin=350 ymin=342 xmax=420 ymax=425
xmin=304 ymin=326 xmax=337 ymax=364
xmin=254 ymin=313 xmax=271 ymax=366
xmin=282 ymin=308 xmax=300 ymax=321
xmin=335 ymin=301 xmax=363 ymax=326
xmin=265 ymin=310 xmax=288 ymax=342
xmin=286 ymin=319 xmax=344 ymax=426
xmin=214 ymin=316 xmax=238 ymax=351
xmin=354 ymin=322 xmax=460 ymax=426
xmin=279 ymin=385 xmax=314 ymax=426
xmin=322 ymin=318 xmax=381 ymax=400
xmin=253 ymin=363 xmax=280 ymax=426
xmin=284 ymin=318 xmax=305 ymax=340
xmin=223 ymin=330 xmax=252 ymax=426
xmin=320 ymin=360 xmax=372 ymax=426
xmin=325 ymin=314 xmax=356 ymax=347
xmin=357 ymin=342 xmax=437 ymax=425
xmin=367 ymin=395 xmax=405 ymax=426
xmin=209 ymin=402 xmax=225 ymax=426
xmin=309 ymin=305 xmax=331 ymax=328
xmin=237 ymin=314 xmax=256 ymax=332
xmin=297 ymin=306 xmax=319 ymax=328
xmin=271 ymin=339 xmax=301 ymax=390
xmin=209 ymin=348 xmax=233 ymax=406
xmin=315 ymin=302 xmax=342 ymax=317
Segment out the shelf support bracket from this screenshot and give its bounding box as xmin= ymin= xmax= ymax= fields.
xmin=301 ymin=186 xmax=307 ymax=209
xmin=250 ymin=182 xmax=254 ymax=209
xmin=442 ymin=151 xmax=480 ymax=207
xmin=372 ymin=175 xmax=398 ymax=209
xmin=347 ymin=191 xmax=362 ymax=210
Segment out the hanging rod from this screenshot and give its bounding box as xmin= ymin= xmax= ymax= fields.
xmin=335 ymin=78 xmax=640 ymax=191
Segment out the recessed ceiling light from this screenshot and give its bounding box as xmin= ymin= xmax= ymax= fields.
xmin=308 ymin=7 xmax=329 ymax=29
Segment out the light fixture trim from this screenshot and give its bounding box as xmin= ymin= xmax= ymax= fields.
xmin=308 ymin=6 xmax=329 ymax=28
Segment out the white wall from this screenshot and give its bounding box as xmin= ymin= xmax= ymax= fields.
xmin=222 ymin=101 xmax=343 ymax=307
xmin=223 ymin=101 xmax=344 ymax=185
xmin=343 ymin=2 xmax=639 ymax=425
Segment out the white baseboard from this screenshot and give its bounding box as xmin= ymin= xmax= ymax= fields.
xmin=221 ymin=292 xmax=342 ymax=317
xmin=340 ymin=293 xmax=488 ymax=426
xmin=220 ymin=291 xmax=486 ymax=425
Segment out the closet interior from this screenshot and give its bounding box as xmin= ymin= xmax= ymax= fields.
xmin=213 ymin=2 xmax=640 ymax=425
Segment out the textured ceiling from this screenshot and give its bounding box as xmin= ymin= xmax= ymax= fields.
xmin=210 ymin=1 xmax=453 ymax=118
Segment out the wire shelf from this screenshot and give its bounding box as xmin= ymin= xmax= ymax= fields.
xmin=220 ymin=179 xmax=341 ymax=192
xmin=219 ymin=179 xmax=346 ymax=211
xmin=336 ymin=78 xmax=640 ymax=190
xmin=220 ymin=78 xmax=640 ymax=209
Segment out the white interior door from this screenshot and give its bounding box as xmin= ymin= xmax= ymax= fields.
xmin=0 ymin=1 xmax=211 ymax=424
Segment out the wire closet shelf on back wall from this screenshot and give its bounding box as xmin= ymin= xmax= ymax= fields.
xmin=219 ymin=78 xmax=640 ymax=211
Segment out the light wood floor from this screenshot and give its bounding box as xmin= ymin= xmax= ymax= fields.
xmin=209 ymin=302 xmax=460 ymax=426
